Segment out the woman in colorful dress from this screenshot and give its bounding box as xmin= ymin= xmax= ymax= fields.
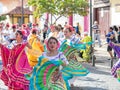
xmin=30 ymin=37 xmax=69 ymax=90
xmin=81 ymin=32 xmax=92 ymax=62
xmin=109 ymin=42 xmax=120 ymax=82
xmin=0 ymin=30 xmax=32 ymax=90
xmin=27 ymin=28 xmax=44 ymax=67
xmin=59 ymin=25 xmax=89 ymax=87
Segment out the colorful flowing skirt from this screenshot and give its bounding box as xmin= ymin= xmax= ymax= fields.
xmin=59 ymin=40 xmax=89 ymax=75
xmin=59 ymin=40 xmax=90 ymax=88
xmin=59 ymin=40 xmax=86 ymax=61
xmin=111 ymin=59 xmax=120 ymax=82
xmin=29 ymin=56 xmax=68 ymax=90
xmin=109 ymin=42 xmax=120 ymax=82
xmin=0 ymin=44 xmax=32 ymax=90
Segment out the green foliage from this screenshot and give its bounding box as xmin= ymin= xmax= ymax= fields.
xmin=28 ymin=0 xmax=89 ymax=18
xmin=0 ymin=15 xmax=6 ymax=21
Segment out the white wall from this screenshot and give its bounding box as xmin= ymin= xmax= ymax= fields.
xmin=111 ymin=7 xmax=120 ymax=26
xmin=73 ymin=14 xmax=84 ymax=33
xmin=39 ymin=14 xmax=84 ymax=30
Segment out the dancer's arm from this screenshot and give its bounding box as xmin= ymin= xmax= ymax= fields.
xmin=78 ymin=41 xmax=83 ymax=44
xmin=113 ymin=43 xmax=120 ymax=47
xmin=59 ymin=52 xmax=69 ymax=67
xmin=26 ymin=43 xmax=32 ymax=49
xmin=36 ymin=36 xmax=41 ymax=41
xmin=0 ymin=43 xmax=2 ymax=48
xmin=62 ymin=61 xmax=68 ymax=67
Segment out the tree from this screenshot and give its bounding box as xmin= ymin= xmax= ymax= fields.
xmin=28 ymin=0 xmax=88 ymax=24
xmin=0 ymin=15 xmax=6 ymax=21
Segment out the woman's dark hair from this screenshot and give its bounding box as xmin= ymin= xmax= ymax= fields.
xmin=32 ymin=30 xmax=37 ymax=34
xmin=110 ymin=27 xmax=113 ymax=30
xmin=16 ymin=30 xmax=24 ymax=38
xmin=113 ymin=25 xmax=118 ymax=32
xmin=55 ymin=26 xmax=60 ymax=32
xmin=48 ymin=37 xmax=58 ymax=43
xmin=119 ymin=26 xmax=120 ymax=29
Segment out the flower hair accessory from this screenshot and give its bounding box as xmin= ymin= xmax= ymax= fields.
xmin=12 ymin=24 xmax=16 ymax=29
xmin=21 ymin=30 xmax=26 ymax=36
xmin=22 ymin=24 xmax=26 ymax=27
xmin=32 ymin=28 xmax=37 ymax=32
xmin=65 ymin=25 xmax=74 ymax=32
xmin=6 ymin=23 xmax=10 ymax=27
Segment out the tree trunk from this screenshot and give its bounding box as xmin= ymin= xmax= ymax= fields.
xmin=46 ymin=13 xmax=49 ymax=25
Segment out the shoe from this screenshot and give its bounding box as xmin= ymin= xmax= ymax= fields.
xmin=71 ymin=84 xmax=74 ymax=87
xmin=108 ymin=58 xmax=111 ymax=60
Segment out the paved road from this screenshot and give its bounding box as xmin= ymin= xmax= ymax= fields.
xmin=0 ymin=42 xmax=120 ymax=90
xmin=71 ymin=63 xmax=120 ymax=90
xmin=70 ymin=42 xmax=120 ymax=90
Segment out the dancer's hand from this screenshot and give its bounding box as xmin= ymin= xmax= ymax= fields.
xmin=112 ymin=42 xmax=120 ymax=47
xmin=36 ymin=36 xmax=40 ymax=41
xmin=0 ymin=43 xmax=2 ymax=48
xmin=26 ymin=43 xmax=32 ymax=49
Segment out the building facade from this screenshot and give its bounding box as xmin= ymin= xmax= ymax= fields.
xmin=93 ymin=0 xmax=110 ymax=39
xmin=4 ymin=6 xmax=32 ymax=25
xmin=0 ymin=0 xmax=32 ymax=25
xmin=110 ymin=0 xmax=120 ymax=26
xmin=0 ymin=0 xmax=28 ymax=13
xmin=93 ymin=0 xmax=120 ymax=39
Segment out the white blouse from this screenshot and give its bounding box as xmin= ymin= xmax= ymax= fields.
xmin=42 ymin=52 xmax=69 ymax=65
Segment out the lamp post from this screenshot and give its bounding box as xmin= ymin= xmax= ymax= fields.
xmin=21 ymin=0 xmax=24 ymax=25
xmin=90 ymin=0 xmax=92 ymax=38
xmin=90 ymin=0 xmax=95 ymax=67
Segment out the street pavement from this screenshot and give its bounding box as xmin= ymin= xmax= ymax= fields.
xmin=71 ymin=41 xmax=120 ymax=90
xmin=0 ymin=41 xmax=120 ymax=90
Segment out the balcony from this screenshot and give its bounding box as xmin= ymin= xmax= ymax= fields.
xmin=94 ymin=0 xmax=110 ymax=5
xmin=93 ymin=0 xmax=110 ymax=8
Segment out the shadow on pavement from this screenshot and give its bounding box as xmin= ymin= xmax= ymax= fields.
xmin=90 ymin=68 xmax=111 ymax=76
xmin=82 ymin=63 xmax=111 ymax=76
xmin=78 ymin=77 xmax=105 ymax=83
xmin=71 ymin=86 xmax=107 ymax=90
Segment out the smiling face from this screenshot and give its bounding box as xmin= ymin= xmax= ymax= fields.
xmin=64 ymin=28 xmax=72 ymax=38
xmin=15 ymin=31 xmax=23 ymax=40
xmin=47 ymin=38 xmax=58 ymax=51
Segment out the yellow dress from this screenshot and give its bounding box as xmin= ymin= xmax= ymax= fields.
xmin=27 ymin=34 xmax=44 ymax=67
xmin=81 ymin=36 xmax=92 ymax=62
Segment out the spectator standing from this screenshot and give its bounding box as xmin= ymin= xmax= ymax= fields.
xmin=112 ymin=25 xmax=118 ymax=58
xmin=9 ymin=25 xmax=17 ymax=43
xmin=92 ymin=21 xmax=102 ymax=47
xmin=0 ymin=24 xmax=3 ymax=43
xmin=106 ymin=27 xmax=116 ymax=60
xmin=1 ymin=24 xmax=10 ymax=45
xmin=75 ymin=22 xmax=81 ymax=36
